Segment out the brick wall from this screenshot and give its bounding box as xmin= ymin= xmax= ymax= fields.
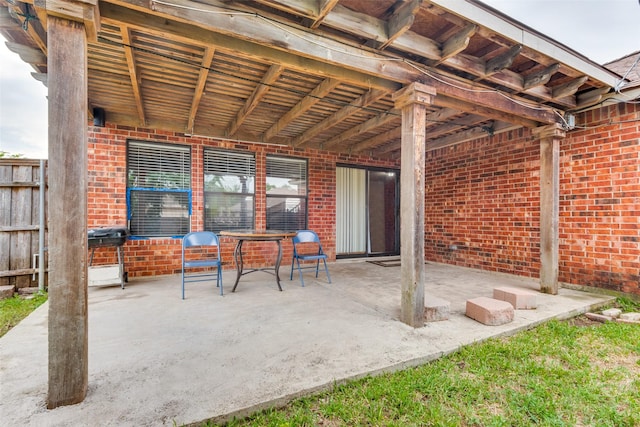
xmin=425 ymin=128 xmax=540 ymax=277
xmin=88 ymin=101 xmax=639 ymax=297
xmin=559 ymin=103 xmax=639 ymax=294
xmin=87 ymin=124 xmax=398 ymax=278
xmin=425 ymin=102 xmax=639 ymax=296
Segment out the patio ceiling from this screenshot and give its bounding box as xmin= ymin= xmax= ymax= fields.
xmin=1 ymin=0 xmax=623 ymax=157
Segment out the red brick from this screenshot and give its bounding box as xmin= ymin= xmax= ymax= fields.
xmin=466 ymin=297 xmax=514 ymax=326
xmin=493 ymin=287 xmax=537 ymax=309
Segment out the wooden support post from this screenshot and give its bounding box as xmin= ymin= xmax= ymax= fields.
xmin=46 ymin=0 xmax=99 ymax=408
xmin=533 ymin=124 xmax=565 ymax=295
xmin=393 ymin=83 xmax=435 ymax=327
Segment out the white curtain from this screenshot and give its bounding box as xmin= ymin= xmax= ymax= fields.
xmin=336 ymin=167 xmax=366 ymax=254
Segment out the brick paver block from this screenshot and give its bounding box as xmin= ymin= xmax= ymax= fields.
xmin=466 ymin=297 xmax=514 ymax=326
xmin=493 ymin=286 xmax=537 ymax=309
xmin=0 ymin=285 xmax=15 ymax=300
xmin=424 ymin=296 xmax=450 ymax=322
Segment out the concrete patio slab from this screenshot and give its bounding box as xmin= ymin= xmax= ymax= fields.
xmin=0 ymin=261 xmax=613 ymax=426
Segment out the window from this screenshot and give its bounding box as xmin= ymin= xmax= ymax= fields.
xmin=266 ymin=156 xmax=307 ymax=231
xmin=126 ymin=141 xmax=191 ymax=237
xmin=204 ymin=149 xmax=255 ymax=232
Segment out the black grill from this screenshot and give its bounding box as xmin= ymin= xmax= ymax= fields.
xmin=88 ymin=226 xmax=129 ymax=289
xmin=88 ymin=227 xmax=129 ymax=248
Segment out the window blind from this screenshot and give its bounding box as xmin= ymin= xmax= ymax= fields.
xmin=266 ymin=156 xmax=307 ymax=231
xmin=127 ymin=141 xmax=191 ymax=237
xmin=204 ymin=148 xmax=256 ymax=232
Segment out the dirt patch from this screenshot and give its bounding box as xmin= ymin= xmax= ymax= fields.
xmin=565 ymin=315 xmax=602 ymax=328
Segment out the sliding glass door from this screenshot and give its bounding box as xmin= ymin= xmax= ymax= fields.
xmin=336 ymin=166 xmax=399 ymax=257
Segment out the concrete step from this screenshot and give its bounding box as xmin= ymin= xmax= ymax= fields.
xmin=466 ymin=296 xmax=514 ymax=326
xmin=493 ymin=286 xmax=537 ymax=309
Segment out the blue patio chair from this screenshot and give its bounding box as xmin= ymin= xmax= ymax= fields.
xmin=290 ymin=230 xmax=331 ymax=287
xmin=181 ymin=231 xmax=223 ymax=298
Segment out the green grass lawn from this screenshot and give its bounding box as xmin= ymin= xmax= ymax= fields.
xmin=0 ymin=292 xmax=48 ymax=338
xmin=215 ymin=298 xmax=640 ymax=427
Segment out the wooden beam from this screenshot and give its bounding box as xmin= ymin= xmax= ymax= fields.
xmin=311 ymin=0 xmax=339 ymax=29
xmin=428 ymin=0 xmax=619 ymax=87
xmin=263 ymin=78 xmax=340 ymax=142
xmin=31 ymin=72 xmax=48 ymax=86
xmin=441 ymin=49 xmax=577 ymax=108
xmin=187 ymin=46 xmax=215 ymax=132
xmin=552 ymin=76 xmax=588 ymax=99
xmin=0 ymin=7 xmax=14 ymax=28
xmin=46 ymin=15 xmax=89 ymax=409
xmin=226 ymin=64 xmax=284 ymax=137
xmin=423 ymin=113 xmax=485 ymax=139
xmin=380 ymin=0 xmax=422 ymax=49
xmin=99 ymin=2 xmax=401 ymax=92
xmin=5 ymin=41 xmax=47 ymax=66
xmin=36 ymin=0 xmax=101 ymax=41
xmin=347 ymin=106 xmax=460 ymax=153
xmin=576 ymin=86 xmax=610 ymax=108
xmin=5 ymin=3 xmax=48 ymax=54
xmin=350 ymin=126 xmax=401 ymax=153
xmin=439 ymin=23 xmax=477 ymax=62
xmin=292 ymin=88 xmax=388 ymax=147
xmin=523 ymin=63 xmax=559 ymax=90
xmin=108 ymin=0 xmax=558 ymax=128
xmin=283 ymin=0 xmax=579 ymax=109
xmin=322 ymin=109 xmax=400 ymax=149
xmin=484 ymin=44 xmax=521 ymax=76
xmin=433 ymin=93 xmax=539 ymax=128
xmin=120 ymin=25 xmax=146 ymax=125
xmin=148 ymin=0 xmax=419 ymax=81
xmin=194 ymin=0 xmax=584 ymax=112
xmin=426 ymin=120 xmax=517 ymax=151
xmin=393 ymin=83 xmax=436 ymax=328
xmin=252 ymin=0 xmax=317 ymax=19
xmin=534 ymin=124 xmax=565 ymax=295
xmin=421 ymin=73 xmax=558 ymax=125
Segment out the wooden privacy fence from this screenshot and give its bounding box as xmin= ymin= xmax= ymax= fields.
xmin=0 ymin=159 xmax=48 ymax=290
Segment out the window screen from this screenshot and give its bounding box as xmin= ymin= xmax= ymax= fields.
xmin=266 ymin=156 xmax=307 ymax=231
xmin=126 ymin=141 xmax=191 ymax=237
xmin=204 ymin=149 xmax=256 ymax=232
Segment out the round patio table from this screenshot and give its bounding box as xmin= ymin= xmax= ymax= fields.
xmin=219 ymin=230 xmax=297 ymax=292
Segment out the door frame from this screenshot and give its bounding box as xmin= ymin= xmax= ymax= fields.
xmin=335 ymin=164 xmax=400 ymax=259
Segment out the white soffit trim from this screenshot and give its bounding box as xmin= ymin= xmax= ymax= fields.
xmin=430 ymin=0 xmax=620 ymax=87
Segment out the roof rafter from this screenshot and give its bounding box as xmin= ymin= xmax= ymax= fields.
xmin=311 ymin=0 xmax=339 ymax=29
xmin=292 ymin=88 xmax=388 ymax=147
xmin=187 ymin=46 xmax=214 ymax=132
xmin=100 ymin=1 xmax=400 ymax=92
xmin=226 ymin=64 xmax=284 ymax=137
xmin=350 ymin=106 xmax=462 ymax=153
xmin=552 ymin=76 xmax=588 ymax=99
xmin=120 ymin=25 xmax=146 ymax=125
xmin=524 ymin=63 xmax=560 ymax=90
xmin=426 ymin=121 xmax=518 ymax=152
xmin=437 ymin=23 xmax=477 ymax=63
xmin=263 ymin=77 xmax=341 ymax=142
xmin=379 ymin=0 xmax=422 ymax=50
xmin=484 ymin=44 xmax=521 ymax=76
xmin=322 ymin=109 xmax=400 ymax=150
xmin=145 ymin=0 xmax=558 ymax=126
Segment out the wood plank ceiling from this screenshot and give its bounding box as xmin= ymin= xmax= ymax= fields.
xmin=1 ymin=0 xmax=621 ymax=157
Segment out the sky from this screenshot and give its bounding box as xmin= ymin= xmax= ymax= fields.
xmin=1 ymin=0 xmax=639 ymax=159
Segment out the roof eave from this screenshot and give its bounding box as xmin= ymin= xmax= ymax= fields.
xmin=430 ymin=0 xmax=621 ymax=88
